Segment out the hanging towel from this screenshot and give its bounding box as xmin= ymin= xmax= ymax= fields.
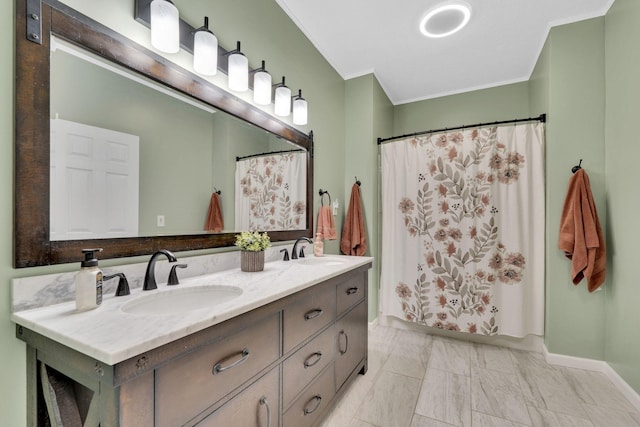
xmin=204 ymin=192 xmax=224 ymax=232
xmin=317 ymin=205 xmax=337 ymax=240
xmin=558 ymin=169 xmax=606 ymax=292
xmin=341 ymin=183 xmax=367 ymax=256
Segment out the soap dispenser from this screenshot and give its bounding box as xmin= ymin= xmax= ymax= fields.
xmin=313 ymin=233 xmax=324 ymax=257
xmin=75 ymin=248 xmax=104 ymax=311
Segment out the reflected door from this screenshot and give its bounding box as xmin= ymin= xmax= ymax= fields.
xmin=50 ymin=119 xmax=140 ymax=240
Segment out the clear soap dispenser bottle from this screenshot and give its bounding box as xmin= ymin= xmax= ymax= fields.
xmin=75 ymin=248 xmax=103 ymax=311
xmin=313 ymin=233 xmax=324 ymax=257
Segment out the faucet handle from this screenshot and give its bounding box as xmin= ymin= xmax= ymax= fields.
xmin=104 ymin=273 xmax=130 ymax=296
xmin=168 ymin=264 xmax=188 ymax=286
xmin=299 ymin=246 xmax=306 ymax=258
xmin=280 ymin=248 xmax=290 ymax=261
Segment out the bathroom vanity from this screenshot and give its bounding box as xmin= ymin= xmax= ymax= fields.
xmin=13 ymin=256 xmax=371 ymax=426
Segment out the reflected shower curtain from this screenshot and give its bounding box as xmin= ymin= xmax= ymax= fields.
xmin=380 ymin=123 xmax=545 ymax=337
xmin=235 ymin=152 xmax=306 ymax=231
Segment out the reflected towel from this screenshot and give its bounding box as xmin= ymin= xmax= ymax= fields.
xmin=341 ymin=183 xmax=367 ymax=256
xmin=204 ymin=192 xmax=224 ymax=232
xmin=558 ymin=169 xmax=606 ymax=292
xmin=317 ymin=205 xmax=337 ymax=240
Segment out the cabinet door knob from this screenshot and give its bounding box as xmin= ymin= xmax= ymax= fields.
xmin=339 ymin=330 xmax=349 ymax=355
xmin=303 ymin=351 xmax=323 ymax=368
xmin=304 ymin=308 xmax=324 ymax=321
xmin=212 ymin=347 xmax=250 ymax=375
xmin=259 ymin=396 xmax=271 ymax=427
xmin=303 ymin=395 xmax=322 ymax=415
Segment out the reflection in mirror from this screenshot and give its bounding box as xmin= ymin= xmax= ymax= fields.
xmin=49 ymin=38 xmax=304 ymax=241
xmin=15 ymin=1 xmax=312 ymax=267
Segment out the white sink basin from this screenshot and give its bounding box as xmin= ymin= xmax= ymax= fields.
xmin=297 ymin=257 xmax=347 ymax=267
xmin=121 ymin=285 xmax=243 ymax=316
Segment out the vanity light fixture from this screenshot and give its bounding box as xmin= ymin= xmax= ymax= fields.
xmin=193 ymin=17 xmax=218 ymax=76
xmin=292 ymin=89 xmax=308 ymax=125
xmin=420 ymin=1 xmax=471 ymax=38
xmin=150 ymin=0 xmax=180 ymax=53
xmin=227 ymin=41 xmax=249 ymax=92
xmin=252 ymin=60 xmax=272 ymax=105
xmin=274 ymin=76 xmax=292 ymax=117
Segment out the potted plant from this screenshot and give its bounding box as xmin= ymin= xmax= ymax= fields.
xmin=235 ymin=231 xmax=271 ymax=272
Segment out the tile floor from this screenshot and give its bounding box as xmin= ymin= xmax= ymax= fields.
xmin=320 ymin=324 xmax=640 ymax=427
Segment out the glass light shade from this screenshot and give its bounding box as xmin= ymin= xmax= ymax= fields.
xmin=253 ymin=70 xmax=272 ymax=105
xmin=193 ymin=30 xmax=218 ymax=76
xmin=274 ymin=85 xmax=291 ymax=116
xmin=293 ymin=97 xmax=308 ymax=125
xmin=228 ymin=52 xmax=249 ymax=92
xmin=150 ymin=0 xmax=180 ymax=53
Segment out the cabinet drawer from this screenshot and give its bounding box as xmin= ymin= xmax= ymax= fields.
xmin=336 ymin=272 xmax=366 ymax=317
xmin=283 ymin=363 xmax=336 ymax=427
xmin=197 ymin=366 xmax=279 ymax=427
xmin=155 ymin=313 xmax=280 ymax=427
xmin=283 ymin=324 xmax=335 ymax=408
xmin=283 ymin=284 xmax=336 ymax=354
xmin=335 ymin=301 xmax=367 ymax=390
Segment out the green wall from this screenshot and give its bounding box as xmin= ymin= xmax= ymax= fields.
xmin=345 ymin=75 xmax=393 ymax=321
xmin=393 ymin=82 xmax=531 ymax=134
xmin=604 ymin=0 xmax=640 ymax=392
xmin=536 ymin=18 xmax=607 ymax=360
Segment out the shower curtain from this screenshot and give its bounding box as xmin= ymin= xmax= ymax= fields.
xmin=380 ymin=123 xmax=545 ymax=337
xmin=235 ymin=152 xmax=306 ymax=231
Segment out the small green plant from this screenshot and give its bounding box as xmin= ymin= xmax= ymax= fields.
xmin=235 ymin=231 xmax=271 ymax=252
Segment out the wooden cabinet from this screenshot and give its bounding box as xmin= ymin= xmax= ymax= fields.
xmin=18 ymin=263 xmax=371 ymax=426
xmin=196 ymin=367 xmax=280 ymax=427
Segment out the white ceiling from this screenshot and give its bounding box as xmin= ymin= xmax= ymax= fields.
xmin=275 ymin=0 xmax=614 ymax=105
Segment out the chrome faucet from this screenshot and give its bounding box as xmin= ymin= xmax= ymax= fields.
xmin=291 ymin=237 xmax=313 ymax=260
xmin=143 ymin=249 xmax=177 ymax=291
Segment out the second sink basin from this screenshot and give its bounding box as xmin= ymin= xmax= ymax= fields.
xmin=297 ymin=256 xmax=347 ymax=267
xmin=121 ymin=285 xmax=243 ymax=316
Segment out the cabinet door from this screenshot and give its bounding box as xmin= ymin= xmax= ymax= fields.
xmin=282 ymin=324 xmax=335 ymax=408
xmin=197 ymin=367 xmax=279 ymax=427
xmin=283 ymin=283 xmax=336 ymax=354
xmin=336 ymin=271 xmax=366 ymax=317
xmin=283 ymin=363 xmax=335 ymax=427
xmin=155 ymin=313 xmax=280 ymax=427
xmin=335 ymin=301 xmax=367 ymax=390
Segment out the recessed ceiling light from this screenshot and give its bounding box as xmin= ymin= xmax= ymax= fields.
xmin=420 ymin=1 xmax=472 ymax=38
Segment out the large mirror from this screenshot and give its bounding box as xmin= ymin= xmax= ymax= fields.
xmin=14 ymin=0 xmax=313 ymax=267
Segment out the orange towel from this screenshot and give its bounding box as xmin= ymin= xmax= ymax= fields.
xmin=317 ymin=205 xmax=337 ymax=240
xmin=204 ymin=192 xmax=224 ymax=232
xmin=558 ymin=169 xmax=606 ymax=292
xmin=341 ymin=183 xmax=367 ymax=256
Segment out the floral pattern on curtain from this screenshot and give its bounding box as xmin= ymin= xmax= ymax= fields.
xmin=235 ymin=152 xmax=306 ymax=231
xmin=381 ymin=123 xmax=545 ymax=338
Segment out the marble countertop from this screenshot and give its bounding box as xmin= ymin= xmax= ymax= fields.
xmin=12 ymin=255 xmax=372 ymax=365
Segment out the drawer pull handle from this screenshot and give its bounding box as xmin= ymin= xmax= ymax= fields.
xmin=212 ymin=347 xmax=250 ymax=375
xmin=339 ymin=330 xmax=349 ymax=355
xmin=303 ymin=395 xmax=322 ymax=416
xmin=346 ymin=287 xmax=359 ymax=295
xmin=304 ymin=308 xmax=324 ymax=321
xmin=303 ymin=352 xmax=323 ymax=368
xmin=259 ymin=396 xmax=271 ymax=427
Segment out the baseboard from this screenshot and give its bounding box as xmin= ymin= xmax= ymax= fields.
xmin=543 ymin=344 xmax=640 ymax=412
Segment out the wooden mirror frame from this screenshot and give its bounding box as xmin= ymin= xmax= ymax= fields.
xmin=14 ymin=0 xmax=314 ymax=268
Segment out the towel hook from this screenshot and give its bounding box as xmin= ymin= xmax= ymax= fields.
xmin=355 ymin=176 xmax=361 ymax=186
xmin=571 ymin=159 xmax=583 ymax=174
xmin=319 ymin=189 xmax=331 ymax=206
xmin=213 ymin=187 xmax=221 ymax=195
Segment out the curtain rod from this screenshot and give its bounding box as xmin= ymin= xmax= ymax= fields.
xmin=236 ymin=149 xmax=305 ymax=161
xmin=377 ymin=113 xmax=546 ymax=145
